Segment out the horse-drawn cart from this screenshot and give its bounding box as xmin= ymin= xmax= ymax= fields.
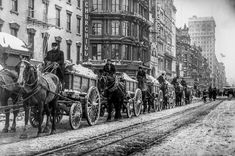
xmin=30 ymin=64 xmax=101 ymax=130
xmin=121 ymin=73 xmax=142 ymax=117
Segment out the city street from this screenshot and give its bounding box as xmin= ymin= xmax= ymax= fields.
xmin=0 ymin=98 xmax=235 ymax=155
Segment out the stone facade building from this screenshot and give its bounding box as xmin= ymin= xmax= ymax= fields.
xmin=83 ymin=0 xmax=151 ymax=77
xmin=0 ymin=0 xmax=83 ymax=64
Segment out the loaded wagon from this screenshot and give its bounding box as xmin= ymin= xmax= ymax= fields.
xmin=30 ymin=64 xmax=101 ymax=130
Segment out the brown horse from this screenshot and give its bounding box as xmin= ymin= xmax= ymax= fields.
xmin=0 ymin=68 xmax=29 ymax=133
xmin=16 ymin=60 xmax=60 ymax=137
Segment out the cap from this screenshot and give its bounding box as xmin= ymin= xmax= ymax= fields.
xmin=107 ymin=59 xmax=111 ymax=62
xmin=52 ymin=42 xmax=58 ymax=46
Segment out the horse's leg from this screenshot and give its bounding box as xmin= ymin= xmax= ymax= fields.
xmin=20 ymin=103 xmax=30 ymax=139
xmin=114 ymin=98 xmax=122 ymax=120
xmin=106 ymin=98 xmax=112 ymax=121
xmin=43 ymin=104 xmax=50 ymax=133
xmin=50 ymin=100 xmax=57 ymax=135
xmin=2 ymin=98 xmax=10 ymax=133
xmin=37 ymin=103 xmax=44 ymax=137
xmin=10 ymin=108 xmax=19 ymax=132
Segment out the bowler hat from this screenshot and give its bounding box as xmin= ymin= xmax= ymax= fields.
xmin=52 ymin=42 xmax=58 ymax=46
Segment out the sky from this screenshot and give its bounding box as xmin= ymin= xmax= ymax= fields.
xmin=174 ymin=0 xmax=235 ymax=85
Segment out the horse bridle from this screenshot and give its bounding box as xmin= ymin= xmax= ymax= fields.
xmin=19 ymin=60 xmax=39 ymax=88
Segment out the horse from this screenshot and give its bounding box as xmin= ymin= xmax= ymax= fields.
xmin=174 ymin=83 xmax=184 ymax=106
xmin=0 ymin=68 xmax=29 ymax=133
xmin=16 ymin=59 xmax=60 ymax=137
xmin=99 ymin=73 xmax=125 ymax=121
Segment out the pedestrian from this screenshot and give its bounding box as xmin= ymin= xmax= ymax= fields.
xmin=44 ymin=42 xmax=65 ymax=86
xmin=202 ymin=89 xmax=207 ymax=103
xmin=103 ymin=59 xmax=116 ymax=77
xmin=212 ymin=87 xmax=217 ymax=100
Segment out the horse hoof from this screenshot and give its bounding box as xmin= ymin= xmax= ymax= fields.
xmin=19 ymin=134 xmax=28 ymax=139
xmin=2 ymin=128 xmax=8 ymax=133
xmin=50 ymin=130 xmax=56 ymax=135
xmin=37 ymin=133 xmax=43 ymax=137
xmin=42 ymin=127 xmax=50 ymax=133
xmin=10 ymin=127 xmax=16 ymax=132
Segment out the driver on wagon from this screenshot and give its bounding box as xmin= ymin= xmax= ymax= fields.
xmin=44 ymin=42 xmax=65 ymax=87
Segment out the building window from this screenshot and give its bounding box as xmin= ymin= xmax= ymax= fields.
xmin=122 ymin=0 xmax=128 ymax=11
xmin=122 ymin=21 xmax=128 ymax=36
xmin=0 ymin=0 xmax=2 ymax=7
xmin=42 ymin=33 xmax=49 ymax=55
xmin=0 ymin=19 xmax=3 ymax=32
xmin=55 ymin=6 xmax=61 ymax=27
xmin=66 ymin=11 xmax=72 ymax=32
xmin=76 ymin=44 xmax=81 ymax=64
xmin=112 ymin=20 xmax=120 ymax=36
xmin=92 ymin=22 xmax=102 ymax=35
xmin=121 ymin=45 xmax=131 ymax=60
xmin=27 ymin=28 xmax=36 ymax=57
xmin=9 ymin=22 xmax=19 ymax=37
xmin=93 ymin=0 xmax=102 ymax=11
xmin=92 ymin=44 xmax=102 ymax=60
xmin=28 ymin=0 xmax=34 ymax=17
xmin=112 ymin=0 xmax=119 ymax=12
xmin=77 ymin=16 xmax=81 ymax=34
xmin=66 ymin=40 xmax=72 ymax=60
xmin=43 ymin=2 xmax=48 ymax=22
xmin=77 ymin=0 xmax=80 ymax=8
xmin=12 ymin=0 xmax=18 ymax=12
xmin=111 ymin=44 xmax=119 ymax=59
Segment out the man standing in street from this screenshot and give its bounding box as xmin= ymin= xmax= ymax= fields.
xmin=44 ymin=42 xmax=65 ymax=85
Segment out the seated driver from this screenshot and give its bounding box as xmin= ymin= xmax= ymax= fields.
xmin=44 ymin=42 xmax=65 ymax=85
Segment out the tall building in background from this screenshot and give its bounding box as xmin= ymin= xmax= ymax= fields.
xmin=188 ymin=16 xmax=216 ymax=86
xmin=151 ymin=0 xmax=176 ymax=79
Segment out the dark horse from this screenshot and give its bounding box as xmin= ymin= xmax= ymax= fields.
xmin=0 ymin=68 xmax=30 ymax=133
xmin=16 ymin=59 xmax=60 ymax=137
xmin=99 ymin=73 xmax=125 ymax=121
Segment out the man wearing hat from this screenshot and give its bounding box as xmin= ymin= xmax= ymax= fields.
xmin=44 ymin=42 xmax=65 ymax=85
xmin=137 ymin=66 xmax=146 ymax=89
xmin=103 ymin=59 xmax=116 ymax=77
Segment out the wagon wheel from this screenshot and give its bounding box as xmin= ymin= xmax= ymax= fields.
xmin=85 ymin=86 xmax=101 ymax=126
xmin=126 ymin=99 xmax=133 ymax=118
xmin=181 ymin=91 xmax=186 ymax=106
xmin=158 ymin=90 xmax=164 ymax=111
xmin=133 ymin=88 xmax=142 ymax=117
xmin=69 ymin=102 xmax=82 ymax=130
xmin=29 ymin=107 xmax=43 ymax=128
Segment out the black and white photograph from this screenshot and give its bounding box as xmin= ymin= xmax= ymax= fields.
xmin=0 ymin=0 xmax=235 ymax=155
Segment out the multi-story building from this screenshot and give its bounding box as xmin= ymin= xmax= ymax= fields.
xmin=176 ymin=25 xmax=211 ymax=89
xmin=0 ymin=0 xmax=83 ymax=64
xmin=83 ymin=0 xmax=151 ymax=77
xmin=154 ymin=0 xmax=176 ymax=79
xmin=188 ymin=16 xmax=216 ymax=86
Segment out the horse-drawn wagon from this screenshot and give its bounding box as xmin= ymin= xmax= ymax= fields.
xmin=99 ymin=72 xmax=142 ymax=119
xmin=30 ymin=63 xmax=101 ymax=130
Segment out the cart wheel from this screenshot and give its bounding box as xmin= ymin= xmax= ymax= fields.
xmin=133 ymin=88 xmax=142 ymax=117
xmin=158 ymin=90 xmax=163 ymax=111
xmin=182 ymin=91 xmax=186 ymax=106
xmin=126 ymin=99 xmax=133 ymax=118
xmin=85 ymin=86 xmax=101 ymax=126
xmin=69 ymin=102 xmax=82 ymax=130
xmin=29 ymin=107 xmax=42 ymax=128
